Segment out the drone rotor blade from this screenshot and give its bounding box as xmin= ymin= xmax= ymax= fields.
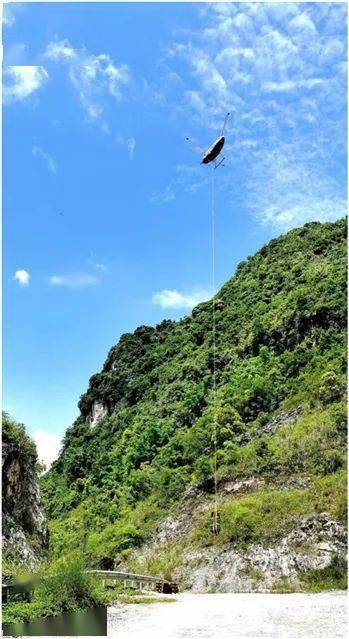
xmin=221 ymin=112 xmax=231 ymax=136
xmin=186 ymin=137 xmax=204 ymax=154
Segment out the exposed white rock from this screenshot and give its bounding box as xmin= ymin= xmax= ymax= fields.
xmin=175 ymin=514 xmax=346 ymax=592
xmin=257 ymin=406 xmax=303 ymax=436
xmin=125 ymin=506 xmax=346 ymax=593
xmin=222 ymin=477 xmax=264 ymax=494
xmin=2 ymin=440 xmax=48 ymax=567
xmin=89 ymin=401 xmax=108 ymax=427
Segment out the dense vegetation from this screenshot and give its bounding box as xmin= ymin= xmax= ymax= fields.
xmin=2 ymin=558 xmax=101 ymax=624
xmin=2 ymin=412 xmax=38 ymax=460
xmin=42 ymin=219 xmax=347 ymax=576
xmin=2 ymin=420 xmax=107 ymax=624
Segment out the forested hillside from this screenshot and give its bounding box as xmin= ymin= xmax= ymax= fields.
xmin=42 ymin=218 xmax=347 ymax=589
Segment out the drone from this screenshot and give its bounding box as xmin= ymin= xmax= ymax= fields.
xmin=186 ymin=112 xmax=231 ymax=169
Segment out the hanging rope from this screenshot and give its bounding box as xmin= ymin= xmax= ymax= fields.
xmin=211 ymin=165 xmax=220 ymax=536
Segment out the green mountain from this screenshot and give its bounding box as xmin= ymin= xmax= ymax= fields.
xmin=42 ymin=218 xmax=347 ymax=589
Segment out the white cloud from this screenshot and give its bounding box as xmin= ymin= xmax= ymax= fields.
xmin=88 ymin=252 xmax=108 ymax=273
xmin=127 ymin=137 xmax=136 ymax=159
xmin=3 ymin=5 xmax=15 ymax=27
xmin=44 ymin=38 xmax=130 ymax=122
xmin=32 ymin=428 xmax=62 ymax=470
xmin=260 ymin=198 xmax=346 ymax=231
xmin=150 ymin=163 xmax=209 ymax=204
xmin=163 ymin=3 xmax=346 ymax=231
xmin=101 ymin=122 xmax=111 ymax=135
xmin=152 ymin=288 xmax=212 ymax=310
xmin=49 ymin=273 xmax=99 ymax=288
xmin=247 ymin=149 xmax=347 ymax=232
xmin=150 ymin=185 xmax=176 ymax=204
xmin=93 ymin=262 xmax=107 ymax=273
xmin=116 ymin=134 xmax=136 ymax=159
xmin=3 ymin=66 xmax=49 ymax=104
xmin=185 ymin=90 xmax=206 ymax=113
xmin=32 ymin=146 xmax=57 ymax=174
xmin=262 ymin=78 xmax=325 ymax=93
xmin=288 ymin=13 xmax=317 ymax=36
xmin=44 ymin=39 xmax=77 ymax=62
xmin=14 ymin=269 xmax=30 ymax=286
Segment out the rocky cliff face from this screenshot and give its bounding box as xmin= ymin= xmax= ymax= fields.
xmin=178 ymin=515 xmax=346 ymax=592
xmin=2 ymin=416 xmax=49 ymax=568
xmin=125 ymin=479 xmax=347 ymax=592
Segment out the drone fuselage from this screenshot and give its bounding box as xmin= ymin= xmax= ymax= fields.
xmin=202 ymin=136 xmax=225 ymax=164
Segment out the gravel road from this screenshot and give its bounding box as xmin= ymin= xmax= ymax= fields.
xmin=108 ymin=591 xmax=347 ymax=639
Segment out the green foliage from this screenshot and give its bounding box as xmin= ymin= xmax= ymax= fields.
xmin=35 ymin=557 xmax=100 ymax=613
xmin=268 ymin=403 xmax=347 ymax=475
xmin=193 ymin=472 xmax=346 ymax=549
xmin=86 ymin=523 xmax=143 ymax=568
xmin=118 ymin=595 xmax=175 ymax=604
xmin=2 ymin=558 xmax=102 ymax=624
xmin=2 ymin=601 xmax=51 ymax=624
xmin=299 ymin=555 xmax=347 ymax=592
xmin=41 ymin=218 xmax=347 ymax=569
xmin=127 ymin=542 xmax=185 ymax=582
xmin=319 ymin=371 xmax=343 ymax=404
xmin=2 ymin=412 xmax=37 ymax=459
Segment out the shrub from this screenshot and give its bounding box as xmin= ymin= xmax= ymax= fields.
xmin=35 ymin=557 xmax=100 ymax=613
xmin=318 ymin=371 xmax=343 ymax=404
xmin=193 ymin=473 xmax=347 ymax=550
xmin=86 ymin=523 xmax=143 ymax=567
xmin=2 ymin=558 xmax=101 ymax=624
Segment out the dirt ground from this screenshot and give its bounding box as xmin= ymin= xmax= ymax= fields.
xmin=108 ymin=591 xmax=347 ymax=639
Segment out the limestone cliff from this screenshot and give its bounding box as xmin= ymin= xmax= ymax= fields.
xmin=2 ymin=414 xmax=49 ymax=568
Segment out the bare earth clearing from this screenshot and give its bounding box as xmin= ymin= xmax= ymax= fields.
xmin=108 ymin=592 xmax=347 ymax=639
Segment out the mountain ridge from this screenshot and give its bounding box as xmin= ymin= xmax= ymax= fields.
xmin=42 ymin=217 xmax=347 ymax=589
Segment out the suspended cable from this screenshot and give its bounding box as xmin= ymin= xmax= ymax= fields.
xmin=211 ymin=165 xmax=220 ymax=536
xmin=185 ymin=112 xmax=231 ymax=536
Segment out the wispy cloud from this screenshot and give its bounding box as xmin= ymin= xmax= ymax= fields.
xmin=247 ymin=148 xmax=347 ymax=231
xmin=150 ymin=164 xmax=209 ymax=203
xmin=3 ymin=66 xmax=49 ymax=104
xmin=49 ymin=273 xmax=99 ymax=288
xmin=2 ymin=3 xmax=24 ymax=29
xmin=32 ymin=428 xmax=62 ymax=470
xmin=150 ymin=184 xmax=176 ymax=204
xmin=2 ymin=5 xmax=16 ymax=28
xmin=14 ymin=269 xmax=30 ymax=286
xmin=246 ymin=149 xmax=347 ymax=231
xmin=163 ymin=3 xmax=346 ymax=231
xmin=44 ymin=38 xmax=130 ymax=122
xmin=88 ymin=252 xmax=108 ymax=273
xmin=32 ymin=146 xmax=57 ymax=174
xmin=152 ymin=288 xmax=212 ymax=309
xmin=116 ymin=134 xmax=136 ymax=159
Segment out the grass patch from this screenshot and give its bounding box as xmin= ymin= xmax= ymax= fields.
xmin=237 ymin=565 xmax=264 ymax=582
xmin=118 ymin=595 xmax=175 ymax=604
xmin=192 ymin=472 xmax=347 ymax=549
xmin=271 ymin=578 xmax=297 ymax=594
xmin=126 ymin=541 xmax=185 ymax=582
xmin=2 ymin=558 xmax=102 ymax=624
xmin=299 ymin=555 xmax=347 ymax=592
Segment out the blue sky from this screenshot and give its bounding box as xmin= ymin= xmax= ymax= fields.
xmin=3 ymin=2 xmax=347 ymax=466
